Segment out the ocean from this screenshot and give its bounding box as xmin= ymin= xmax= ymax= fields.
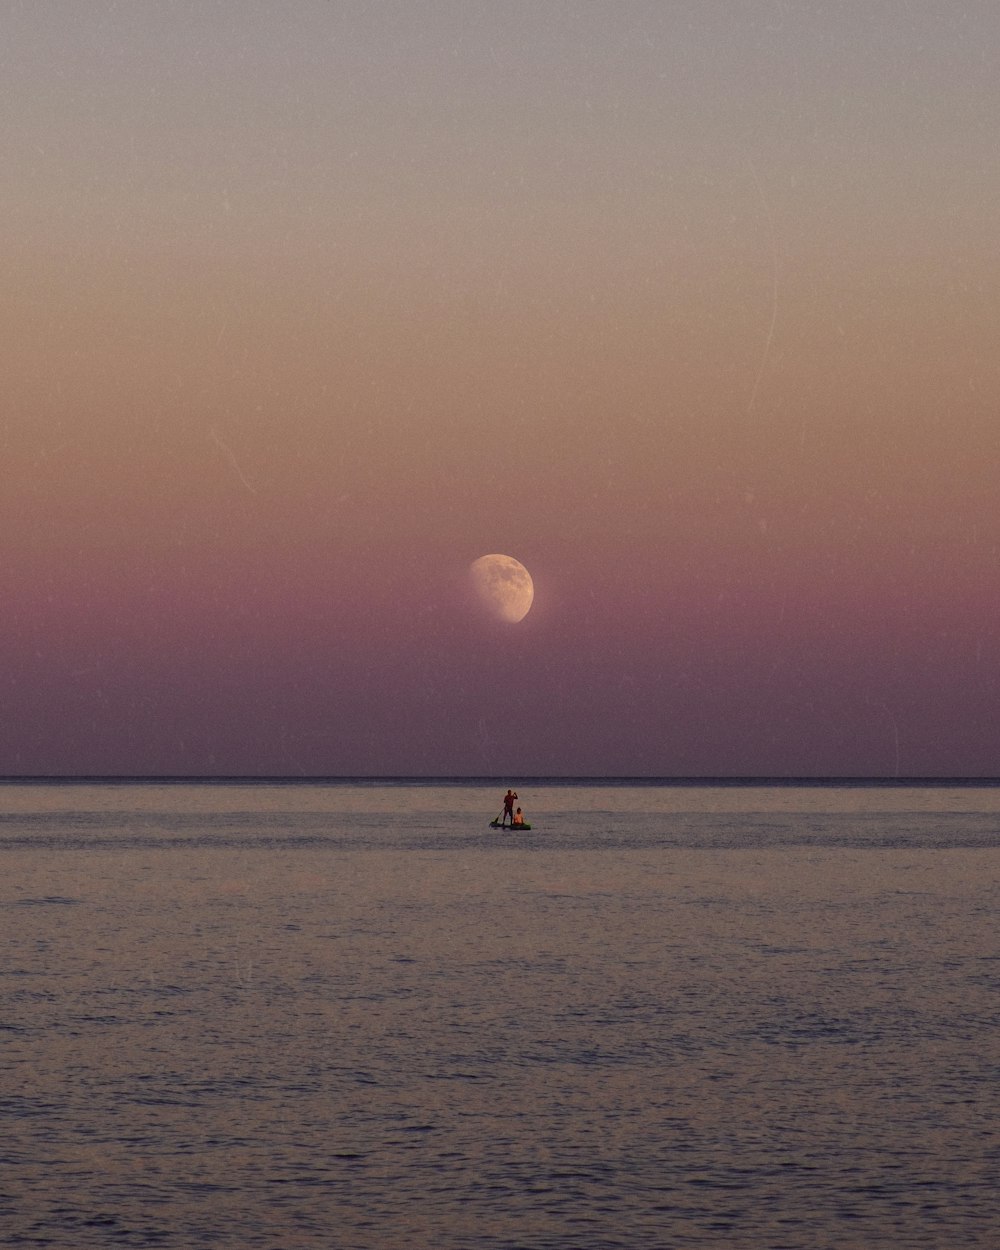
xmin=1 ymin=780 xmax=997 ymax=1249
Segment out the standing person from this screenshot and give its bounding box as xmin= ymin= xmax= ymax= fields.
xmin=502 ymin=788 xmax=518 ymax=828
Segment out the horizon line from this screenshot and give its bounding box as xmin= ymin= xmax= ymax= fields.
xmin=2 ymin=774 xmax=999 ymax=787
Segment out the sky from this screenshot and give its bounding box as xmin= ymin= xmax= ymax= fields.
xmin=3 ymin=0 xmax=999 ymax=777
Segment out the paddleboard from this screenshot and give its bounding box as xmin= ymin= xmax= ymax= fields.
xmin=490 ymin=820 xmax=532 ymax=830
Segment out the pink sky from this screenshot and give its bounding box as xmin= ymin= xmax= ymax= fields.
xmin=3 ymin=2 xmax=999 ymax=775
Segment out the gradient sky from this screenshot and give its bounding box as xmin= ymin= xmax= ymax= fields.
xmin=3 ymin=1 xmax=999 ymax=776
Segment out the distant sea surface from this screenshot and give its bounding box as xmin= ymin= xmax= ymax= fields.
xmin=2 ymin=781 xmax=997 ymax=1249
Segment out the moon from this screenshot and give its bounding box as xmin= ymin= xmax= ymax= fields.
xmin=469 ymin=554 xmax=534 ymax=623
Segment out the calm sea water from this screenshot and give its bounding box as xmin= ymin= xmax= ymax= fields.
xmin=1 ymin=782 xmax=997 ymax=1249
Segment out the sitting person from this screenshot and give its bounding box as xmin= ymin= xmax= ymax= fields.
xmin=511 ymin=807 xmax=525 ymax=826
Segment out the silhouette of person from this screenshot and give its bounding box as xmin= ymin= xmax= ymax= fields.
xmin=502 ymin=789 xmax=518 ymax=827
